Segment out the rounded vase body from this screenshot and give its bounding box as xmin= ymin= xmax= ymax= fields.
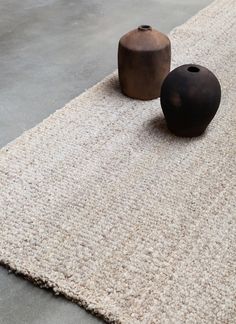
xmin=118 ymin=25 xmax=171 ymax=100
xmin=160 ymin=64 xmax=221 ymax=137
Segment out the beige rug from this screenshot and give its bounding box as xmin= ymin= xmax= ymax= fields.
xmin=1 ymin=0 xmax=236 ymax=322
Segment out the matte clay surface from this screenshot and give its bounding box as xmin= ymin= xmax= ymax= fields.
xmin=1 ymin=0 xmax=233 ymax=323
xmin=118 ymin=26 xmax=171 ymax=99
xmin=160 ymin=64 xmax=221 ymax=137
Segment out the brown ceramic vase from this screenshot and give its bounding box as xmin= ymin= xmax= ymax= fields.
xmin=118 ymin=25 xmax=171 ymax=100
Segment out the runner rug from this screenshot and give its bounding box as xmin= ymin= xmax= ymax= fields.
xmin=0 ymin=0 xmax=236 ymax=322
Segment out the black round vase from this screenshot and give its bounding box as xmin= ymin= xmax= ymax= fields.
xmin=160 ymin=64 xmax=221 ymax=137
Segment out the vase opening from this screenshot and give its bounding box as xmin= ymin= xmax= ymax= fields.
xmin=187 ymin=66 xmax=200 ymax=73
xmin=138 ymin=25 xmax=152 ymax=31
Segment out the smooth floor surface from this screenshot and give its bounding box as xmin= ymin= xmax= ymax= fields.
xmin=0 ymin=0 xmax=211 ymax=323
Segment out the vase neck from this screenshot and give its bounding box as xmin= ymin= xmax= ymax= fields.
xmin=138 ymin=25 xmax=152 ymax=31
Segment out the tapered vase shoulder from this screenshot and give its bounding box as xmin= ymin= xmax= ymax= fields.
xmin=119 ymin=25 xmax=170 ymax=52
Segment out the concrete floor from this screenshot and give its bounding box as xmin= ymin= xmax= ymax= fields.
xmin=0 ymin=0 xmax=211 ymax=323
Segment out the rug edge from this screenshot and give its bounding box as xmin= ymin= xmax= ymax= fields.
xmin=0 ymin=258 xmax=122 ymax=324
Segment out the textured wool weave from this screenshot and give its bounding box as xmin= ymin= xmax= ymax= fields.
xmin=0 ymin=0 xmax=236 ymax=323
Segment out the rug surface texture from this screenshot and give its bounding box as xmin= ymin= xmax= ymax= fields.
xmin=0 ymin=0 xmax=236 ymax=322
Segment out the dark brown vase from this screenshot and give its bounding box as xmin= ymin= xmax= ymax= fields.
xmin=118 ymin=25 xmax=171 ymax=100
xmin=160 ymin=64 xmax=221 ymax=137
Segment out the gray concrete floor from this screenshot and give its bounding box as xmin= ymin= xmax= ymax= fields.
xmin=0 ymin=0 xmax=211 ymax=323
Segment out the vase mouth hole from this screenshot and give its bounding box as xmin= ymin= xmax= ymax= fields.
xmin=187 ymin=66 xmax=200 ymax=73
xmin=138 ymin=25 xmax=152 ymax=31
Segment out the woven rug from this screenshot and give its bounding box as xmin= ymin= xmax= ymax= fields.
xmin=0 ymin=0 xmax=236 ymax=322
